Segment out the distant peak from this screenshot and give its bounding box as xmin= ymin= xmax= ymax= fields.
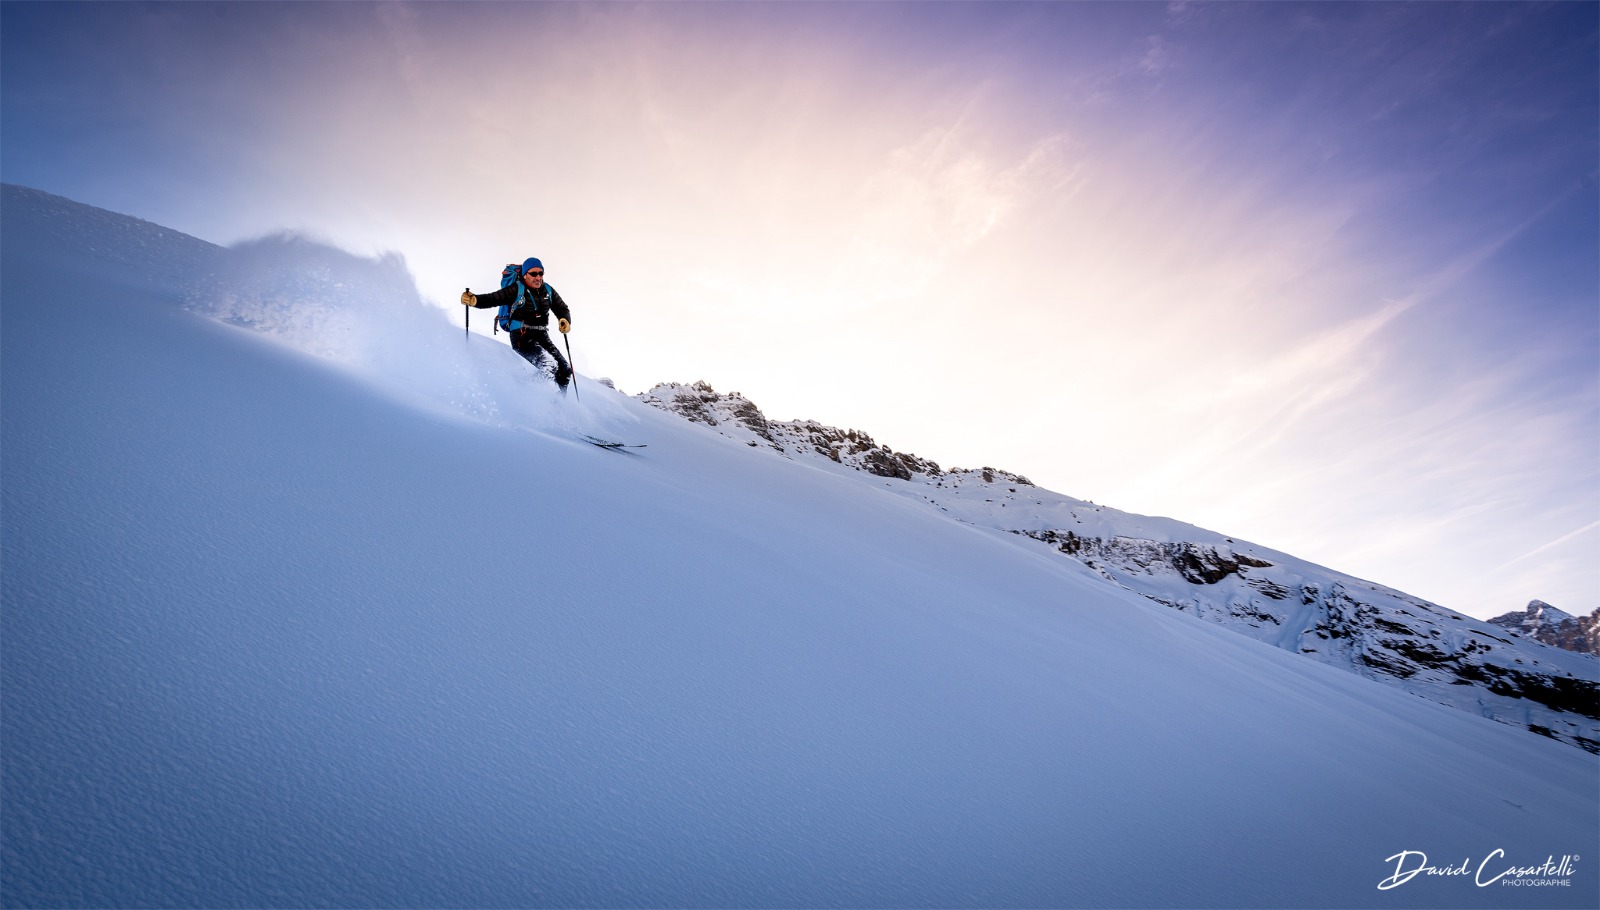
xmin=1487 ymin=600 xmax=1594 ymax=656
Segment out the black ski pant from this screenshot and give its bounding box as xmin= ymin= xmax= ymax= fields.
xmin=510 ymin=327 xmax=570 ymax=381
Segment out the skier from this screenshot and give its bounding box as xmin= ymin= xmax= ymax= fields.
xmin=461 ymin=257 xmax=574 ymax=389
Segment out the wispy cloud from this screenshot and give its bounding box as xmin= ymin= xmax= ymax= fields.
xmin=841 ymin=128 xmax=1084 ymax=305
xmin=1394 ymin=180 xmax=1595 ymax=313
xmin=1496 ymin=522 xmax=1600 ymax=572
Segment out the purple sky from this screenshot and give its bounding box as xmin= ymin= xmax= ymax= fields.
xmin=4 ymin=1 xmax=1596 ymax=619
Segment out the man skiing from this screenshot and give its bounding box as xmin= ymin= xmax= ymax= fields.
xmin=461 ymin=257 xmax=574 ymax=389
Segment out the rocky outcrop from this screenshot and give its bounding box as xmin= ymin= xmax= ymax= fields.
xmin=636 ymin=380 xmax=773 ymax=440
xmin=1021 ymin=532 xmax=1273 ymax=586
xmin=782 ymin=420 xmax=945 ymax=480
xmin=638 ymin=381 xmax=1028 ymax=485
xmin=1489 ymin=601 xmax=1599 ymax=656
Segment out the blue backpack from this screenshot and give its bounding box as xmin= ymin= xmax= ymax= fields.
xmin=494 ymin=262 xmax=556 ymax=334
xmin=493 ymin=263 xmax=523 ymax=334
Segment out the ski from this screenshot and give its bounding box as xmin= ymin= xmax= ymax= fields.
xmin=579 ymin=434 xmax=646 ymax=450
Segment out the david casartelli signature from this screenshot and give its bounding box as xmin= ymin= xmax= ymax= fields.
xmin=1378 ymin=849 xmax=1579 ymax=890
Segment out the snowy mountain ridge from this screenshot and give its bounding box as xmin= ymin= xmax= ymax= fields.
xmin=638 ymin=380 xmax=1600 ymax=753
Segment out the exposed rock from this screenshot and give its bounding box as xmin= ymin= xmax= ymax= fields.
xmin=637 ymin=382 xmax=1011 ymax=483
xmin=1019 ymin=532 xmax=1273 ymax=586
xmin=1488 ymin=601 xmax=1599 ymax=656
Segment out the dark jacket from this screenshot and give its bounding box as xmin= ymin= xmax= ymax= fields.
xmin=471 ymin=281 xmax=571 ymax=331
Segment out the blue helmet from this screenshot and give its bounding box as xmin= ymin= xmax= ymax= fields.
xmin=522 ymin=257 xmax=543 ymax=275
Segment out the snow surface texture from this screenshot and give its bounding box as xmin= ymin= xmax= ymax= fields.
xmin=637 ymin=382 xmax=1600 ymax=754
xmin=3 ymin=185 xmax=1596 ymax=909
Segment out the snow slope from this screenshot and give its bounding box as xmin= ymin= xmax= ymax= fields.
xmin=637 ymin=382 xmax=1600 ymax=753
xmin=3 ymin=185 xmax=1596 ymax=909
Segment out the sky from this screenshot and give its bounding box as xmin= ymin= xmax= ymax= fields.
xmin=3 ymin=0 xmax=1596 ymax=620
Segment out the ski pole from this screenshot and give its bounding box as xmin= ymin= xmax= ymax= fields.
xmin=463 ymin=288 xmax=470 ymax=338
xmin=563 ymin=332 xmax=580 ymax=402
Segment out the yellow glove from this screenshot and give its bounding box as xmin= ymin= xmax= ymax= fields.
xmin=558 ymin=318 xmax=571 ymax=334
xmin=460 ymin=290 xmax=477 ymax=307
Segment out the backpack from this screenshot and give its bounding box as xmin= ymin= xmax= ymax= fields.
xmin=493 ymin=263 xmax=556 ymax=334
xmin=493 ymin=263 xmax=522 ymax=334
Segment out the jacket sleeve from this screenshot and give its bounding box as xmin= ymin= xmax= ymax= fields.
xmin=470 ymin=284 xmax=518 ymax=309
xmin=549 ymin=287 xmax=572 ymax=323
